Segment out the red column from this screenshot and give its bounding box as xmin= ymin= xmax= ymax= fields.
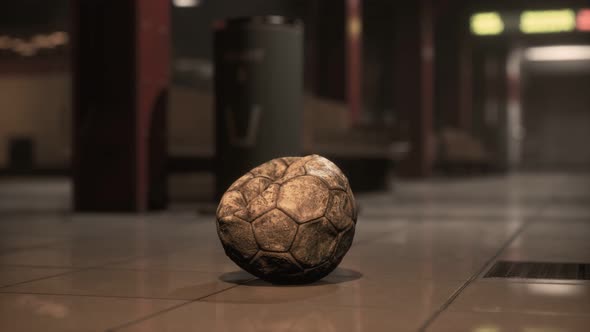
xmin=394 ymin=0 xmax=435 ymax=177
xmin=72 ymin=0 xmax=169 ymax=212
xmin=136 ymin=0 xmax=170 ymax=211
xmin=346 ymin=0 xmax=363 ymax=125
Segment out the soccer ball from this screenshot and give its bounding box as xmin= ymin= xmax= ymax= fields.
xmin=216 ymin=154 xmax=357 ymax=284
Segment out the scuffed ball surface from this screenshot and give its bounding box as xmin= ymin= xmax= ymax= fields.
xmin=216 ymin=154 xmax=357 ymax=284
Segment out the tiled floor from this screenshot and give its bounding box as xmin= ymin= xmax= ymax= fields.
xmin=1 ymin=173 xmax=589 ymax=331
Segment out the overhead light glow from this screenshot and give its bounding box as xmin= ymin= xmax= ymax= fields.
xmin=526 ymin=283 xmax=581 ymax=297
xmin=577 ymin=9 xmax=590 ymax=31
xmin=172 ymin=0 xmax=200 ymax=7
xmin=0 ymin=32 xmax=68 ymax=57
xmin=348 ymin=17 xmax=362 ymax=37
xmin=520 ymin=9 xmax=576 ymax=34
xmin=474 ymin=326 xmax=500 ymax=332
xmin=471 ymin=12 xmax=504 ymax=36
xmin=525 ymin=45 xmax=590 ymax=61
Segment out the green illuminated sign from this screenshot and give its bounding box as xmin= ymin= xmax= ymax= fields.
xmin=471 ymin=12 xmax=504 ymax=35
xmin=520 ymin=9 xmax=576 ymax=34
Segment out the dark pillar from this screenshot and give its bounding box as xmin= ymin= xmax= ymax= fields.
xmin=310 ymin=0 xmax=363 ymax=125
xmin=435 ymin=2 xmax=472 ymax=132
xmin=458 ymin=37 xmax=473 ymax=131
xmin=314 ymin=0 xmax=346 ymax=102
xmin=72 ymin=0 xmax=169 ymax=212
xmin=394 ymin=0 xmax=435 ymax=177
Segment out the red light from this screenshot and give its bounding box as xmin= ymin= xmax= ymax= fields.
xmin=577 ymin=9 xmax=590 ymax=31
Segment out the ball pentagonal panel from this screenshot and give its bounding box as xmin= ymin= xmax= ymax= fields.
xmin=252 ymin=209 xmax=298 ymax=252
xmin=217 ymin=216 xmax=259 ymax=261
xmin=326 ymin=190 xmax=355 ymax=231
xmin=300 ymin=260 xmax=340 ymax=283
xmin=290 ymin=217 xmax=338 ymax=267
xmin=217 ymin=191 xmax=247 ymax=219
xmin=247 ymin=183 xmax=280 ymax=220
xmin=333 ymin=225 xmax=355 ymax=263
xmin=228 ymin=172 xmax=254 ymax=191
xmin=277 ymin=176 xmax=330 ymax=223
xmin=278 ymin=160 xmax=307 ymax=184
xmin=250 ymin=158 xmax=288 ymax=180
xmin=249 ymin=252 xmax=303 ymax=279
xmin=346 ymin=186 xmax=358 ymax=220
xmin=240 ymin=176 xmax=272 ymax=203
xmin=281 ymin=156 xmax=300 ymax=165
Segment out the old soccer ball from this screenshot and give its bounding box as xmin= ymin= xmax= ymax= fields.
xmin=216 ymin=154 xmax=357 ymax=284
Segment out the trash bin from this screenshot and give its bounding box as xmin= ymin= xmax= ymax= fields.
xmin=214 ymin=16 xmax=304 ymax=199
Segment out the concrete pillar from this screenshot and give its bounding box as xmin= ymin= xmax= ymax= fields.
xmin=72 ymin=0 xmax=169 ymax=211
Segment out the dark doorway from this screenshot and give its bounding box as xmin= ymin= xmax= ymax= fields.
xmin=521 ymin=59 xmax=590 ymax=170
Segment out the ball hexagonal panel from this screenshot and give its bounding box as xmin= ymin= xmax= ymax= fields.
xmin=252 ymin=209 xmax=298 ymax=252
xmin=277 ymin=176 xmax=329 ymax=223
xmin=291 ymin=217 xmax=338 ymax=267
xmin=217 ymin=215 xmax=259 ymax=261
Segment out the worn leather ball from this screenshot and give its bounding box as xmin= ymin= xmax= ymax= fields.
xmin=216 ymin=154 xmax=357 ymax=284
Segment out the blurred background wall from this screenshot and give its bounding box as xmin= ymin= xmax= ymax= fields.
xmin=1 ymin=0 xmax=589 ymax=207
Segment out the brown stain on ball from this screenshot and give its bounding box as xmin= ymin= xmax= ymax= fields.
xmin=216 ymin=154 xmax=357 ymax=284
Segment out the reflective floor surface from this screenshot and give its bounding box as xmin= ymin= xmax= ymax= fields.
xmin=0 ymin=173 xmax=589 ymax=331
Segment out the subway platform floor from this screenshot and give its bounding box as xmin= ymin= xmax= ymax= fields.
xmin=0 ymin=173 xmax=589 ymax=332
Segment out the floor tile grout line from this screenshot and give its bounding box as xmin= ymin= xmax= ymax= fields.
xmin=0 ymin=290 xmax=194 ymax=301
xmin=67 ymin=265 xmax=242 ymax=274
xmin=0 ymin=267 xmax=94 ymax=289
xmin=480 ymin=278 xmax=590 ymax=285
xmin=0 ymin=263 xmax=77 ymax=268
xmin=443 ymin=308 xmax=590 ymax=318
xmin=0 ymin=243 xmax=201 ymax=290
xmin=0 ymin=226 xmax=256 ymax=324
xmin=416 ymin=202 xmax=550 ymax=332
xmin=0 ymin=242 xmax=71 ymax=255
xmin=351 ymin=229 xmax=404 ymax=247
xmin=106 ymin=281 xmax=255 ymax=332
xmin=107 ymin=197 xmax=544 ymax=332
xmin=0 ymin=257 xmax=161 ymax=290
